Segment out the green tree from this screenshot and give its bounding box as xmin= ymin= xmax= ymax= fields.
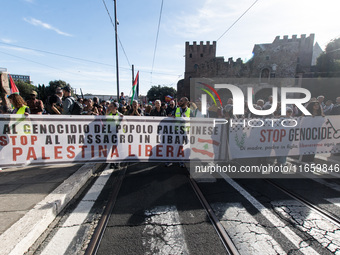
xmin=14 ymin=80 xmax=36 ymax=100
xmin=37 ymin=80 xmax=71 ymax=104
xmin=37 ymin=84 xmax=47 ymax=103
xmin=146 ymin=85 xmax=176 ymax=102
xmin=47 ymin=80 xmax=69 ymax=95
xmin=316 ymin=38 xmax=340 ymax=76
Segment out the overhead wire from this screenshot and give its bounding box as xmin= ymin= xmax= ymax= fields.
xmin=151 ymin=0 xmax=164 ymax=78
xmin=0 ymin=50 xmax=90 ymax=78
xmin=0 ymin=41 xmax=178 ymax=76
xmin=101 ymin=0 xmax=131 ymax=67
xmin=216 ymin=0 xmax=259 ymax=41
xmin=0 ymin=41 xmax=117 ymax=68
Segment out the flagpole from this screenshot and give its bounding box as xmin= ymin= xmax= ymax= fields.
xmin=132 ymin=64 xmax=134 ymax=103
xmin=136 ymin=70 xmax=139 ymax=102
xmin=114 ymin=0 xmax=120 ymax=101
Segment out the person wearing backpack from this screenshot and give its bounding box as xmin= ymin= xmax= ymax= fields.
xmin=62 ymin=85 xmax=75 ymax=115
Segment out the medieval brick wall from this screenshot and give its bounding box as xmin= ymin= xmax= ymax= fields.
xmin=177 ymin=34 xmax=321 ymax=99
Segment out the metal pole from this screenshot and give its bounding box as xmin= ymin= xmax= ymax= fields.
xmin=114 ymin=0 xmax=119 ymax=101
xmin=136 ymin=70 xmax=139 ymax=101
xmin=132 ymin=64 xmax=134 ymax=95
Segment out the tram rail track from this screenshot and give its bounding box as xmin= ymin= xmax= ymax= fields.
xmin=84 ymin=163 xmax=240 ymax=255
xmin=79 ymin=160 xmax=340 ymax=255
xmin=82 ymin=163 xmax=234 ymax=254
xmin=84 ymin=165 xmax=127 ymax=255
xmin=265 ymin=179 xmax=340 ymax=228
xmin=186 ymin=171 xmax=240 ymax=255
xmin=211 ymin=164 xmax=340 ymax=254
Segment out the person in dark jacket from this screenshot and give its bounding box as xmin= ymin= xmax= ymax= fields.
xmin=150 ymin=100 xmax=166 ymax=116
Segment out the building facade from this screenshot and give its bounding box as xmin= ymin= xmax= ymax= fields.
xmin=10 ymin=74 xmax=31 ymax=83
xmin=177 ymin=34 xmax=323 ymax=99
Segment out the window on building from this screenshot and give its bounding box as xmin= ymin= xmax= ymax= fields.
xmin=189 ymin=54 xmax=192 ymax=58
xmin=260 ymin=68 xmax=270 ymax=83
xmin=200 ymin=53 xmax=203 ymax=57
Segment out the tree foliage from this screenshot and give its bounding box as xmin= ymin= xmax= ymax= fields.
xmin=316 ymin=38 xmax=340 ymax=75
xmin=47 ymin=80 xmax=69 ymax=95
xmin=10 ymin=79 xmax=72 ymax=104
xmin=146 ymin=85 xmax=176 ymax=102
xmin=14 ymin=80 xmax=36 ymax=100
xmin=36 ymin=80 xmax=71 ymax=103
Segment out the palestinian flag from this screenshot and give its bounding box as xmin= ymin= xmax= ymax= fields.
xmin=9 ymin=74 xmax=20 ymax=94
xmin=131 ymin=71 xmax=139 ymax=105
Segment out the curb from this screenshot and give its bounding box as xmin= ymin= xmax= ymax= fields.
xmin=0 ymin=163 xmax=104 ymax=255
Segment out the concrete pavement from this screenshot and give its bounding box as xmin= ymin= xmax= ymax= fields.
xmin=0 ymin=162 xmax=104 ymax=255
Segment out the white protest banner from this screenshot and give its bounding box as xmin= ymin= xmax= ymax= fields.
xmin=228 ymin=116 xmax=340 ymax=159
xmin=0 ymin=115 xmax=227 ymax=167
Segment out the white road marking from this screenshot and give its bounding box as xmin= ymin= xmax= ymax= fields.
xmin=41 ymin=167 xmax=114 ymax=255
xmin=273 ymin=200 xmax=340 ymax=254
xmin=212 ymin=202 xmax=286 ymax=254
xmin=325 ymin=197 xmax=340 ymax=208
xmin=219 ymin=172 xmax=319 ymax=255
xmin=142 ymin=205 xmax=189 ymax=255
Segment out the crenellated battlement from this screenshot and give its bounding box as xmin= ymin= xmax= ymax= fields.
xmin=273 ymin=33 xmax=314 ymax=44
xmin=186 ymin=41 xmax=216 ymax=54
xmin=185 ymin=41 xmax=217 ymax=76
xmin=179 ymin=33 xmax=321 ymax=99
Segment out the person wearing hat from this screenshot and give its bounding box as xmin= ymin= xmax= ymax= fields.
xmin=26 ymin=90 xmax=44 ymax=114
xmin=8 ymin=93 xmax=30 ymax=115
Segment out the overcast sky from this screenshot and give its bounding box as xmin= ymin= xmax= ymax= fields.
xmin=1 ymin=0 xmax=339 ymax=96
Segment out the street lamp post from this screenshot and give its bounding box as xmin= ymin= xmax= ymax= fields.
xmin=114 ymin=0 xmax=119 ymax=101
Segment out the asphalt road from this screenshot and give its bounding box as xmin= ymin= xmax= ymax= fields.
xmin=97 ymin=162 xmax=227 ymax=255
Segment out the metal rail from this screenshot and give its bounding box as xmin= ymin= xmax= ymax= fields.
xmin=187 ymin=171 xmax=240 ymax=255
xmin=84 ymin=165 xmax=127 ymax=255
xmin=265 ymin=179 xmax=340 ymax=228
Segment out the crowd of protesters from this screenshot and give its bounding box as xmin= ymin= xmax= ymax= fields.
xmin=1 ymin=85 xmax=339 ymax=118
xmin=1 ymin=86 xmax=339 ymax=164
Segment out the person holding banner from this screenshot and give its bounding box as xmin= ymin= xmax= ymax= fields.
xmin=150 ymin=100 xmax=166 ymax=117
xmin=127 ymin=100 xmax=143 ymax=116
xmin=45 ymin=87 xmax=63 ymax=115
xmin=166 ymin=100 xmax=176 ymax=116
xmin=165 ymin=97 xmax=193 ymax=167
xmin=82 ymin=98 xmax=99 ymax=115
xmin=276 ymin=107 xmax=294 ymax=165
xmin=306 ymin=100 xmax=324 ymax=117
xmin=175 ymin=97 xmax=194 ymax=117
xmin=106 ymin=102 xmax=123 ymax=117
xmin=302 ymin=100 xmax=324 ymax=163
xmin=331 ymin=97 xmax=340 ymax=115
xmin=8 ymin=93 xmax=30 ymax=115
